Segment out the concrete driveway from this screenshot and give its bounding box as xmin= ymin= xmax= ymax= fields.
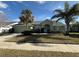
xmin=0 ymin=33 xmax=21 ymax=42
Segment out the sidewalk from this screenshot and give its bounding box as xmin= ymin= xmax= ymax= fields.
xmin=0 ymin=42 xmax=79 ymax=53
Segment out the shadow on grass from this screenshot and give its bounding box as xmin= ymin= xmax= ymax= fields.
xmin=15 ymin=34 xmax=27 ymax=37
xmin=69 ymin=34 xmax=79 ymax=38
xmin=4 ymin=32 xmax=79 ymax=46
xmin=16 ymin=34 xmax=52 ymax=47
xmin=15 ymin=33 xmax=79 ymax=45
xmin=42 ymin=36 xmax=70 ymax=40
xmin=0 ymin=33 xmax=14 ymax=36
xmin=16 ymin=35 xmax=42 ymax=44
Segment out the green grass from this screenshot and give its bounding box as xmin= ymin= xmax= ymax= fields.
xmin=5 ymin=33 xmax=79 ymax=44
xmin=69 ymin=32 xmax=79 ymax=34
xmin=0 ymin=33 xmax=13 ymax=36
xmin=0 ymin=48 xmax=79 ymax=57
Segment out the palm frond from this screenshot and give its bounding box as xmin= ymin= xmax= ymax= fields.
xmin=68 ymin=3 xmax=79 ymax=16
xmin=54 ymin=9 xmax=64 ymax=14
xmin=51 ymin=14 xmax=61 ymax=19
xmin=68 ymin=16 xmax=75 ymax=22
xmin=56 ymin=17 xmax=63 ymax=22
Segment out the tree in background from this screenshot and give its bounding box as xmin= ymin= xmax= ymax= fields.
xmin=19 ymin=9 xmax=34 ymax=26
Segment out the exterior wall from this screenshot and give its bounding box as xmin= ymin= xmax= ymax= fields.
xmin=13 ymin=20 xmax=65 ymax=33
xmin=45 ymin=25 xmax=65 ymax=32
xmin=34 ymin=25 xmax=65 ymax=32
xmin=13 ymin=25 xmax=27 ymax=33
xmin=70 ymin=26 xmax=79 ymax=31
xmin=56 ymin=26 xmax=65 ymax=32
xmin=40 ymin=20 xmax=65 ymax=32
xmin=13 ymin=24 xmax=65 ymax=33
xmin=13 ymin=23 xmax=33 ymax=33
xmin=34 ymin=25 xmax=41 ymax=30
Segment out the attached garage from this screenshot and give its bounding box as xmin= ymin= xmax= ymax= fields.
xmin=13 ymin=24 xmax=27 ymax=33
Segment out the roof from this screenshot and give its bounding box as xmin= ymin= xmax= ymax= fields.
xmin=52 ymin=21 xmax=65 ymax=26
xmin=33 ymin=21 xmax=42 ymax=25
xmin=34 ymin=20 xmax=65 ymax=26
xmin=0 ymin=22 xmax=18 ymax=27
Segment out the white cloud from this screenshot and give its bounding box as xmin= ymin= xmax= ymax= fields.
xmin=57 ymin=5 xmax=64 ymax=9
xmin=17 ymin=1 xmax=23 ymax=3
xmin=35 ymin=1 xmax=46 ymax=4
xmin=0 ymin=11 xmax=4 ymax=14
xmin=0 ymin=1 xmax=8 ymax=8
xmin=16 ymin=1 xmax=28 ymax=7
xmin=37 ymin=15 xmax=51 ymax=21
xmin=12 ymin=18 xmax=20 ymax=22
xmin=17 ymin=1 xmax=45 ymax=4
xmin=43 ymin=16 xmax=50 ymax=20
xmin=52 ymin=5 xmax=64 ymax=11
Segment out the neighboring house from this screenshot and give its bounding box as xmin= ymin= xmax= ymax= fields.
xmin=13 ymin=19 xmax=65 ymax=33
xmin=0 ymin=22 xmax=18 ymax=33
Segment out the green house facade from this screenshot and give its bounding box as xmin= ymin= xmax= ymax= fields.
xmin=13 ymin=19 xmax=65 ymax=33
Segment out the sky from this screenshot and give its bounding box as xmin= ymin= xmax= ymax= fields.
xmin=0 ymin=1 xmax=79 ymax=22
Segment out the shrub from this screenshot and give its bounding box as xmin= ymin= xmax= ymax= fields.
xmin=9 ymin=28 xmax=14 ymax=33
xmin=33 ymin=29 xmax=41 ymax=33
xmin=21 ymin=31 xmax=32 ymax=35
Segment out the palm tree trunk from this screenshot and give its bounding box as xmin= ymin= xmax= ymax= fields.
xmin=26 ymin=23 xmax=28 ymax=30
xmin=65 ymin=23 xmax=70 ymax=35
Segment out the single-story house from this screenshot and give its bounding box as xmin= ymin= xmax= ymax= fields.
xmin=13 ymin=19 xmax=65 ymax=33
xmin=33 ymin=19 xmax=65 ymax=32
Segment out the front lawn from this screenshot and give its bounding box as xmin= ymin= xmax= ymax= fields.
xmin=69 ymin=32 xmax=79 ymax=34
xmin=5 ymin=33 xmax=79 ymax=44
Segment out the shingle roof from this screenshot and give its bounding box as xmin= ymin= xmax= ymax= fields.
xmin=0 ymin=22 xmax=17 ymax=27
xmin=52 ymin=21 xmax=65 ymax=26
xmin=33 ymin=21 xmax=42 ymax=24
xmin=34 ymin=20 xmax=65 ymax=26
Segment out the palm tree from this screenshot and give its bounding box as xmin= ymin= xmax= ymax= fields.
xmin=51 ymin=2 xmax=79 ymax=35
xmin=19 ymin=9 xmax=34 ymax=28
xmin=69 ymin=3 xmax=79 ymax=16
